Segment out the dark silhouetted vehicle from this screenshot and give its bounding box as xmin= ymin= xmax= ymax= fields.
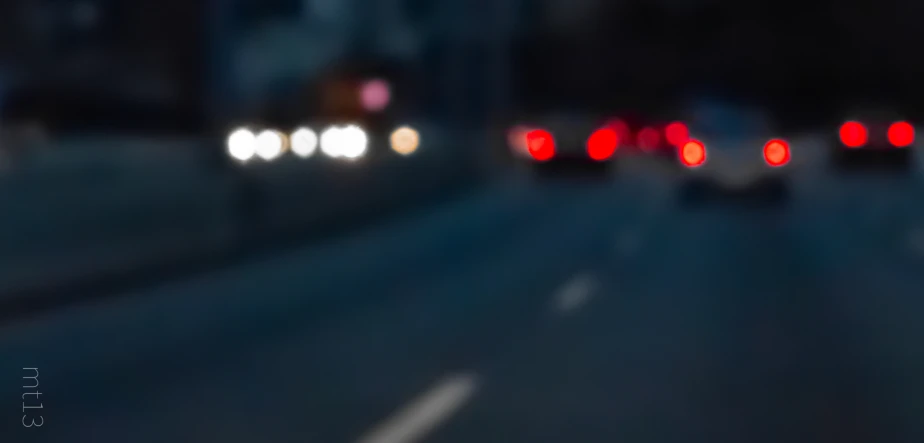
xmin=502 ymin=112 xmax=620 ymax=178
xmin=676 ymin=99 xmax=793 ymax=206
xmin=831 ymin=107 xmax=915 ymax=171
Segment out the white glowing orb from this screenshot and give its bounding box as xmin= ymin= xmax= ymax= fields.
xmin=227 ymin=128 xmax=257 ymax=162
xmin=290 ymin=127 xmax=318 ymax=158
xmin=255 ymin=130 xmax=285 ymax=160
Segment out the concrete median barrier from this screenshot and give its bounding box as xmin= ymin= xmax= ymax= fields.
xmin=0 ymin=137 xmax=483 ymax=321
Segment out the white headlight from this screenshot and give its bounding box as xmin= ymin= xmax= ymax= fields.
xmin=339 ymin=125 xmax=368 ymax=159
xmin=290 ymin=127 xmax=318 ymax=158
xmin=390 ymin=126 xmax=420 ymax=155
xmin=227 ymin=128 xmax=257 ymax=162
xmin=320 ymin=126 xmax=343 ymax=157
xmin=255 ymin=130 xmax=285 ymax=161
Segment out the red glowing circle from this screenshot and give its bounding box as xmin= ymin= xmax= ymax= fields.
xmin=586 ymin=128 xmax=619 ymax=160
xmin=839 ymin=121 xmax=867 ymax=148
xmin=763 ymin=139 xmax=790 ymax=166
xmin=680 ymin=140 xmax=706 ymax=166
xmin=888 ymin=121 xmax=914 ymax=147
xmin=665 ymin=122 xmax=690 ymax=147
xmin=525 ymin=129 xmax=555 ymax=161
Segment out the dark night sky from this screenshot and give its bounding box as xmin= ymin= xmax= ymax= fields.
xmin=514 ymin=0 xmax=924 ymax=119
xmin=3 ymin=0 xmax=924 ymax=129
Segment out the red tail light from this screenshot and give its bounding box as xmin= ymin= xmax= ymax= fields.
xmin=525 ymin=129 xmax=555 ymax=161
xmin=665 ymin=122 xmax=689 ymax=147
xmin=839 ymin=121 xmax=867 ymax=148
xmin=586 ymin=128 xmax=619 ymax=161
xmin=637 ymin=127 xmax=660 ymax=150
xmin=763 ymin=139 xmax=790 ymax=167
xmin=888 ymin=121 xmax=914 ymax=147
xmin=606 ymin=119 xmax=632 ymax=145
xmin=680 ymin=140 xmax=706 ymax=167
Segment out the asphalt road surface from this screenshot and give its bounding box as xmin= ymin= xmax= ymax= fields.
xmin=4 ymin=139 xmax=924 ymax=443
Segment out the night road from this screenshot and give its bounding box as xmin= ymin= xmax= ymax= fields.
xmin=5 ymin=136 xmax=924 ymax=443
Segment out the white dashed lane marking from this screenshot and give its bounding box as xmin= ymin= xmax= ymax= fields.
xmin=356 ymin=373 xmax=479 ymax=443
xmin=554 ymin=273 xmax=596 ymax=313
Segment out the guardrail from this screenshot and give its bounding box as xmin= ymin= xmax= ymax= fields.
xmin=0 ymin=131 xmax=484 ymax=321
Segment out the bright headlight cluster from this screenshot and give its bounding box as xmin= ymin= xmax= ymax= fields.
xmin=226 ymin=126 xmax=318 ymax=163
xmin=255 ymin=130 xmax=286 ymax=160
xmin=290 ymin=127 xmax=319 ymax=158
xmin=319 ymin=124 xmax=368 ymax=160
xmin=226 ymin=123 xmax=420 ymax=163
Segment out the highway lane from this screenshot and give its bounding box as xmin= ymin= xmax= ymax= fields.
xmin=1 ymin=161 xmax=666 ymax=442
xmin=5 ymin=152 xmax=924 ymax=442
xmin=430 ymin=169 xmax=924 ymax=443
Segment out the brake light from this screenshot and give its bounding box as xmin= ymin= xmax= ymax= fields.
xmin=525 ymin=129 xmax=555 ymax=161
xmin=586 ymin=128 xmax=619 ymax=161
xmin=888 ymin=121 xmax=914 ymax=147
xmin=763 ymin=139 xmax=790 ymax=167
xmin=680 ymin=140 xmax=706 ymax=167
xmin=665 ymin=122 xmax=689 ymax=147
xmin=839 ymin=121 xmax=867 ymax=148
xmin=606 ymin=119 xmax=632 ymax=145
xmin=637 ymin=127 xmax=660 ymax=150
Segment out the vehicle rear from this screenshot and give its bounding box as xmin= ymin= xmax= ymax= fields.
xmin=831 ymin=108 xmax=915 ymax=171
xmin=676 ymin=101 xmax=793 ymax=205
xmin=504 ymin=113 xmax=621 ymax=178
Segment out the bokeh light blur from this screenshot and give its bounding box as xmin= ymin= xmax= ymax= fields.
xmin=255 ymin=130 xmax=286 ymax=160
xmin=525 ymin=129 xmax=555 ymax=161
xmin=320 ymin=125 xmax=368 ymax=160
xmin=227 ymin=128 xmax=257 ymax=162
xmin=680 ymin=140 xmax=706 ymax=166
xmin=290 ymin=127 xmax=319 ymax=158
xmin=888 ymin=121 xmax=914 ymax=147
xmin=839 ymin=121 xmax=868 ymax=148
xmin=10 ymin=3 xmax=924 ymax=441
xmin=507 ymin=125 xmax=531 ymax=155
xmin=390 ymin=126 xmax=420 ymax=155
xmin=360 ymin=79 xmax=391 ymax=112
xmin=586 ymin=128 xmax=618 ymax=160
xmin=665 ymin=122 xmax=690 ymax=147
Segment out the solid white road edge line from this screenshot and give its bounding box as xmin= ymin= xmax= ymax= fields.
xmin=356 ymin=373 xmax=479 ymax=443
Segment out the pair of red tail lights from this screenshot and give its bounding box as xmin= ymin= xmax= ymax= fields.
xmin=523 ymin=122 xmax=790 ymax=167
xmin=523 ymin=127 xmax=619 ymax=162
xmin=677 ymin=139 xmax=791 ymax=168
xmin=524 ymin=122 xmax=688 ymax=162
xmin=839 ymin=121 xmax=914 ymax=148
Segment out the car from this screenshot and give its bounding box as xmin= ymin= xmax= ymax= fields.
xmin=831 ymin=107 xmax=914 ymax=171
xmin=676 ymin=102 xmax=792 ymax=206
xmin=505 ymin=113 xmax=620 ymax=177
